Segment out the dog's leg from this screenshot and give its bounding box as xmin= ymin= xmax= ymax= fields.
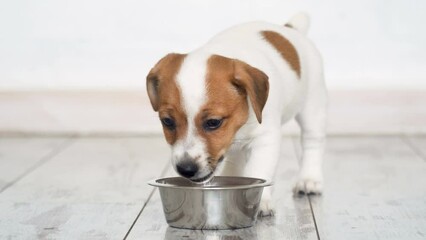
xmin=244 ymin=130 xmax=281 ymax=216
xmin=294 ymin=87 xmax=327 ymax=195
xmin=217 ymin=148 xmax=246 ymax=177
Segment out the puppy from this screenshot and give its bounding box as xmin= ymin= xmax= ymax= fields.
xmin=146 ymin=13 xmax=327 ymax=216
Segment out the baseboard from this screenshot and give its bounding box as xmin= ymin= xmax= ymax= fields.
xmin=1 ymin=90 xmax=425 ymax=136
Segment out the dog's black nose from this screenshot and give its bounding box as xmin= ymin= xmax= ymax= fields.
xmin=176 ymin=161 xmax=198 ymax=178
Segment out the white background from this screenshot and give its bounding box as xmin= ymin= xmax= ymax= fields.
xmin=1 ymin=0 xmax=425 ymax=90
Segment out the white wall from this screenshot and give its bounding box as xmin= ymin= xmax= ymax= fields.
xmin=1 ymin=0 xmax=425 ymax=90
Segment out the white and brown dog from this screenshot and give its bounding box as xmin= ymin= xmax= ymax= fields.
xmin=146 ymin=13 xmax=327 ymax=216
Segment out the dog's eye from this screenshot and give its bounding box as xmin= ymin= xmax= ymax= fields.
xmin=161 ymin=117 xmax=176 ymax=130
xmin=203 ymin=119 xmax=223 ymax=131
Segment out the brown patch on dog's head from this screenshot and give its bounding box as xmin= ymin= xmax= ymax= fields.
xmin=195 ymin=55 xmax=269 ymax=165
xmin=146 ymin=53 xmax=188 ymax=145
xmin=262 ymin=30 xmax=301 ymax=78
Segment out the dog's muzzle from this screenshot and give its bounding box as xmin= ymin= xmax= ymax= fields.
xmin=175 ymin=155 xmax=225 ymax=183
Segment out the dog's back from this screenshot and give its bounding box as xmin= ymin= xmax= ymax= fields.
xmin=187 ymin=13 xmax=324 ymax=134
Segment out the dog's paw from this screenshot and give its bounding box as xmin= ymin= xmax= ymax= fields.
xmin=293 ymin=176 xmax=323 ymax=195
xmin=258 ymin=197 xmax=275 ymax=217
xmin=258 ymin=188 xmax=274 ymax=217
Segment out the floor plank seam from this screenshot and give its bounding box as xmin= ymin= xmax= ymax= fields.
xmin=308 ymin=196 xmax=321 ymax=240
xmin=292 ymin=136 xmax=321 ymax=239
xmin=122 ymin=188 xmax=157 ymax=240
xmin=123 ymin=163 xmax=171 ymax=239
xmin=0 ymin=137 xmax=77 ymax=194
xmin=400 ymin=136 xmax=426 ymax=162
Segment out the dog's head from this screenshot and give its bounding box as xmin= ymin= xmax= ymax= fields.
xmin=146 ymin=53 xmax=269 ymax=182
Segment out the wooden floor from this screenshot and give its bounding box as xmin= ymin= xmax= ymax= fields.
xmin=1 ymin=136 xmax=426 ymax=239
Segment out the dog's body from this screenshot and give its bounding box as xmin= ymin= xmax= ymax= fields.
xmin=147 ymin=13 xmax=327 ymax=215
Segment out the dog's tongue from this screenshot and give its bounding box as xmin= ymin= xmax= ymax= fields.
xmin=191 ymin=175 xmax=215 ymax=187
xmin=202 ymin=177 xmax=214 ymax=186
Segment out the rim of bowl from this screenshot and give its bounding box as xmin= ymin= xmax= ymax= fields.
xmin=148 ymin=176 xmax=273 ymax=190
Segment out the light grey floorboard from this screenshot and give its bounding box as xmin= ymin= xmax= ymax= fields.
xmin=126 ymin=138 xmax=318 ymax=240
xmin=310 ymin=137 xmax=426 ymax=240
xmin=0 ymin=137 xmax=72 ymax=193
xmin=0 ymin=137 xmax=170 ymax=240
xmin=404 ymin=136 xmax=426 ymax=161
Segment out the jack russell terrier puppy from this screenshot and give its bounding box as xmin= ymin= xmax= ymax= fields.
xmin=146 ymin=13 xmax=327 ymax=216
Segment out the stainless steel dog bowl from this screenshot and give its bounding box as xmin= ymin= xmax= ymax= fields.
xmin=148 ymin=176 xmax=272 ymax=230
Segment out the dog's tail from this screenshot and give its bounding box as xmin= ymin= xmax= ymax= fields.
xmin=285 ymin=12 xmax=310 ymax=35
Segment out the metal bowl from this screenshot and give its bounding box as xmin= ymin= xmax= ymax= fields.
xmin=148 ymin=176 xmax=272 ymax=230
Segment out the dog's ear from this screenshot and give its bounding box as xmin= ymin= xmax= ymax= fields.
xmin=146 ymin=53 xmax=186 ymax=112
xmin=146 ymin=70 xmax=160 ymax=111
xmin=232 ymin=60 xmax=269 ymax=123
